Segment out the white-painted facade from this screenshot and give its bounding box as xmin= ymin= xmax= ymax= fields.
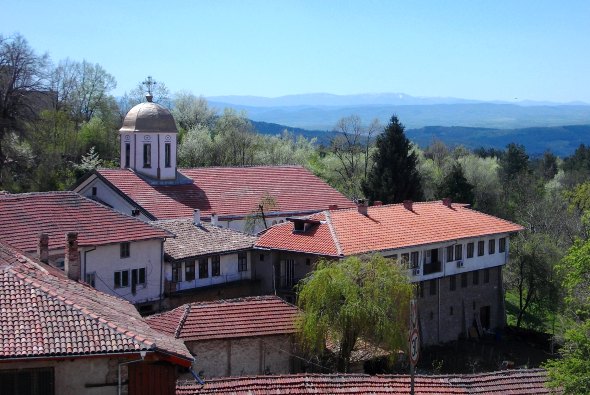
xmin=120 ymin=132 xmax=177 ymax=181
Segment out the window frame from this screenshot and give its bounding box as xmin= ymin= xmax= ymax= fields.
xmin=120 ymin=242 xmax=130 ymax=258
xmin=171 ymin=262 xmax=182 ymax=282
xmin=455 ymin=244 xmax=463 ymax=261
xmin=114 ymin=269 xmax=129 ymax=288
xmin=477 ymin=240 xmax=485 ymax=256
xmin=212 ymin=255 xmax=221 ymax=277
xmin=489 ymin=239 xmax=496 ymax=254
xmin=164 ymin=142 xmax=171 ymax=168
xmin=198 ymin=258 xmax=208 ymax=279
xmin=499 ymin=237 xmax=506 ymax=253
xmin=185 ymin=261 xmax=196 ymax=282
xmin=143 ymin=143 xmax=151 ymax=168
xmin=467 ymin=242 xmax=474 ymax=258
xmin=238 ymin=252 xmax=248 ymax=272
xmin=446 ymin=245 xmax=454 ymax=262
xmin=410 ymin=251 xmax=419 ymax=268
xmin=125 ymin=142 xmax=131 ymax=168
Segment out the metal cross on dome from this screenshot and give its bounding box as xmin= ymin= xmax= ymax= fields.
xmin=142 ymin=76 xmax=157 ymax=95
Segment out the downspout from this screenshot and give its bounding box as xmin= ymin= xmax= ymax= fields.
xmin=83 ymin=247 xmax=97 ymax=285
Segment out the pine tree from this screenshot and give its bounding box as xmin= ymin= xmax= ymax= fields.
xmin=436 ymin=163 xmax=475 ymax=204
xmin=362 ymin=115 xmax=423 ymax=204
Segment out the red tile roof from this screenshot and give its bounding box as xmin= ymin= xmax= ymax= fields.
xmin=0 ymin=240 xmax=192 ymax=364
xmin=95 ymin=166 xmax=354 ymax=219
xmin=256 ymin=201 xmax=524 ymax=256
xmin=176 ymin=369 xmax=557 ymax=394
xmin=0 ymin=192 xmax=171 ymax=252
xmin=147 ymin=296 xmax=298 ymax=341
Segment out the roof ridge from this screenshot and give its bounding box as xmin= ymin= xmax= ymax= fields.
xmin=175 ymin=304 xmax=191 ymax=338
xmin=324 ymin=210 xmax=343 ymax=256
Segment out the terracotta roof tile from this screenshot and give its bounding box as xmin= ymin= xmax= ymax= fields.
xmin=147 ymin=296 xmax=298 ymax=341
xmin=0 ymin=192 xmax=171 ymax=252
xmin=0 ymin=240 xmax=192 ymax=363
xmin=176 ymin=369 xmax=557 ymax=394
xmin=97 ymin=166 xmax=355 ymax=219
xmin=256 ymin=201 xmax=524 ymax=256
xmin=152 ymin=219 xmax=257 ymax=261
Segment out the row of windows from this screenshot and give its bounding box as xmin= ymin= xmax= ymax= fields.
xmin=123 ymin=142 xmax=173 ymax=169
xmin=396 ymin=237 xmax=506 ymax=268
xmin=113 ymin=267 xmax=146 ymax=291
xmin=171 ymin=253 xmax=248 ymax=282
xmin=419 ymin=269 xmax=491 ymax=297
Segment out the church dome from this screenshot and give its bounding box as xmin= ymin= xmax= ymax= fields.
xmin=120 ymin=95 xmax=178 ymax=134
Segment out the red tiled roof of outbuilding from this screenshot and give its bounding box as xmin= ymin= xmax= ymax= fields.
xmin=256 ymin=201 xmax=524 ymax=256
xmin=0 ymin=192 xmax=171 ymax=252
xmin=147 ymin=296 xmax=298 ymax=341
xmin=176 ymin=369 xmax=558 ymax=394
xmin=0 ymin=240 xmax=192 ymax=364
xmin=96 ymin=166 xmax=355 ymax=219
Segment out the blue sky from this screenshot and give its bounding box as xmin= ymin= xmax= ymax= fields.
xmin=2 ymin=0 xmax=589 ymax=102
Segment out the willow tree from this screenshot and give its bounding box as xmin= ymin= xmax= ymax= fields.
xmin=296 ymin=255 xmax=412 ymax=372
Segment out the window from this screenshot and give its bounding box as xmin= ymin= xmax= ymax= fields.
xmin=185 ymin=261 xmax=196 ymax=282
xmin=0 ymin=367 xmax=55 ymax=395
xmin=478 ymin=240 xmax=485 ymax=256
xmin=401 ymin=253 xmax=409 ymax=268
xmin=473 ymin=270 xmax=479 ymax=285
xmin=238 ymin=252 xmax=247 ymax=272
xmin=260 ymin=254 xmax=265 ymax=261
xmin=143 ymin=143 xmax=151 ymax=168
xmin=114 ymin=270 xmax=129 ymax=288
xmin=461 ymin=273 xmax=468 ymax=288
xmin=92 ymin=186 xmax=97 ymax=196
xmin=199 ymin=258 xmax=208 ymax=279
xmin=410 ymin=251 xmax=419 ymax=268
xmin=489 ymin=239 xmax=496 ymax=254
xmin=455 ymin=244 xmax=463 ymax=261
xmin=446 ymin=246 xmax=454 ymax=262
xmin=131 ymin=268 xmax=146 ymax=295
xmin=165 ymin=143 xmax=171 ymax=168
xmin=429 ymin=279 xmax=437 ymax=296
xmin=172 ymin=262 xmax=182 ymax=282
xmin=125 ymin=143 xmax=131 ymax=168
xmin=484 ymin=268 xmax=490 ymax=283
xmin=212 ymin=255 xmax=221 ymax=277
xmin=306 ymin=258 xmax=311 ymax=266
xmin=86 ymin=272 xmax=96 ymax=287
xmin=120 ymin=242 xmax=130 ymax=258
xmin=499 ymin=237 xmax=506 ymax=253
xmin=450 ymin=275 xmax=456 ymax=291
xmin=467 ymin=242 xmax=474 ymax=258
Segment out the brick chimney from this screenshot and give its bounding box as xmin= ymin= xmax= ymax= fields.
xmin=211 ymin=213 xmax=218 ymax=226
xmin=357 ymin=199 xmax=368 ymax=216
xmin=442 ymin=197 xmax=452 ymax=208
xmin=328 ymin=204 xmax=339 ymax=211
xmin=64 ymin=232 xmax=80 ymax=281
xmin=193 ymin=209 xmax=201 ymax=226
xmin=37 ymin=233 xmax=49 ymax=264
xmin=403 ymin=200 xmax=413 ymax=211
xmin=373 ymin=201 xmax=383 ymax=206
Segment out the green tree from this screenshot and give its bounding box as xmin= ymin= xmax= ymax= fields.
xmin=500 ymin=143 xmax=529 ymax=182
xmin=296 ymin=254 xmax=412 ymax=372
xmin=436 ymin=162 xmax=475 ymax=204
xmin=544 ymin=239 xmax=590 ymax=394
xmin=363 ymin=115 xmax=423 ymax=204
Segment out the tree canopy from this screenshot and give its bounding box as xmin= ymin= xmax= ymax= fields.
xmin=363 ymin=115 xmax=423 ymax=204
xmin=296 ymin=254 xmax=412 ymax=372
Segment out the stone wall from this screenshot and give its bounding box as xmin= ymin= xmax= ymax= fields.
xmin=188 ymin=335 xmax=293 ymax=379
xmin=417 ymin=266 xmax=504 ymax=346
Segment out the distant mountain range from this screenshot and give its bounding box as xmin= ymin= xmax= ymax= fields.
xmin=251 ymin=120 xmax=590 ymax=157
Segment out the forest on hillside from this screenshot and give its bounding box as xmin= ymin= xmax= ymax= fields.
xmin=2 ymin=33 xmax=590 ymax=389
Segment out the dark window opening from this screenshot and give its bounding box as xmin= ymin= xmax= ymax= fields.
xmin=143 ymin=143 xmax=151 ymax=168
xmin=238 ymin=252 xmax=247 ymax=272
xmin=199 ymin=258 xmax=208 ymax=278
xmin=455 ymin=244 xmax=463 ymax=260
xmin=0 ymin=367 xmax=54 ymax=395
xmin=446 ymin=246 xmax=454 ymax=262
xmin=499 ymin=237 xmax=506 ymax=253
xmin=450 ymin=275 xmax=456 ymax=291
xmin=172 ymin=262 xmax=181 ymax=282
xmin=125 ymin=143 xmax=131 ymax=168
xmin=478 ymin=240 xmax=485 ymax=256
xmin=260 ymin=254 xmax=264 ymax=261
xmin=92 ymin=186 xmax=97 ymax=196
xmin=185 ymin=261 xmax=196 ymax=282
xmin=165 ymin=143 xmax=171 ymax=168
xmin=489 ymin=239 xmax=496 ymax=254
xmin=212 ymin=256 xmax=221 ymax=277
xmin=461 ymin=273 xmax=468 ymax=288
xmin=467 ymin=242 xmax=474 ymax=258
xmin=114 ymin=270 xmax=129 ymax=288
xmin=120 ymin=242 xmax=130 ymax=258
xmin=484 ymin=268 xmax=490 ymax=283
xmin=473 ymin=270 xmax=479 ymax=285
xmin=429 ymin=279 xmax=437 ymax=296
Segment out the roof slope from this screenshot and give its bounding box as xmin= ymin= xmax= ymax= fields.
xmin=0 ymin=241 xmax=191 ymax=363
xmin=0 ymin=192 xmax=171 ymax=252
xmin=147 ymin=296 xmax=298 ymax=341
xmin=256 ymin=201 xmax=524 ymax=256
xmin=96 ymin=166 xmax=354 ymax=219
xmin=176 ymin=369 xmax=558 ymax=394
xmin=152 ymin=219 xmax=257 ymax=261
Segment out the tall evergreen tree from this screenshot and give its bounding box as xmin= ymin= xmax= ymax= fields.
xmin=436 ymin=163 xmax=475 ymax=204
xmin=362 ymin=115 xmax=423 ymax=204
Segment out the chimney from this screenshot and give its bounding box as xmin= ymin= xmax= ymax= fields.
xmin=357 ymin=199 xmax=368 ymax=216
xmin=403 ymin=200 xmax=413 ymax=211
xmin=211 ymin=213 xmax=218 ymax=227
xmin=442 ymin=197 xmax=452 ymax=208
xmin=373 ymin=201 xmax=383 ymax=206
xmin=64 ymin=232 xmax=80 ymax=281
xmin=37 ymin=233 xmax=49 ymax=264
xmin=193 ymin=209 xmax=201 ymax=226
xmin=328 ymin=204 xmax=338 ymax=211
